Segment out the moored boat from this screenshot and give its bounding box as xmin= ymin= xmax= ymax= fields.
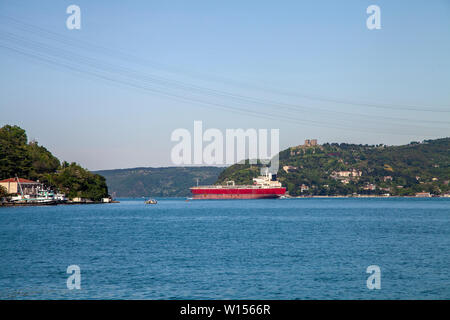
xmin=8 ymin=176 xmax=60 ymax=205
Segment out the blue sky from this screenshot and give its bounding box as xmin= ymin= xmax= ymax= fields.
xmin=0 ymin=0 xmax=449 ymax=170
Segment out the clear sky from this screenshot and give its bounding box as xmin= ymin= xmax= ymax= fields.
xmin=0 ymin=0 xmax=449 ymax=170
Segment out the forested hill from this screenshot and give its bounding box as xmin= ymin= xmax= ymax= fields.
xmin=0 ymin=125 xmax=109 ymax=200
xmin=94 ymin=166 xmax=224 ymax=197
xmin=3 ymin=124 xmax=448 ymax=198
xmin=217 ymin=138 xmax=450 ymax=196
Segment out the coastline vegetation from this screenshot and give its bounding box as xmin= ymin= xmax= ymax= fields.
xmin=0 ymin=125 xmax=108 ymax=200
xmin=2 ymin=124 xmax=449 ymax=199
xmin=0 ymin=185 xmax=7 ymax=199
xmin=217 ymin=138 xmax=450 ymax=197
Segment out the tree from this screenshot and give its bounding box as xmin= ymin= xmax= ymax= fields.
xmin=46 ymin=162 xmax=109 ymax=200
xmin=0 ymin=125 xmax=32 ymax=179
xmin=0 ymin=185 xmax=8 ymax=199
xmin=28 ymin=140 xmax=60 ymax=178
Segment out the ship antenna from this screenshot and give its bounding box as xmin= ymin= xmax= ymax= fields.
xmin=196 ymin=178 xmax=199 ymax=187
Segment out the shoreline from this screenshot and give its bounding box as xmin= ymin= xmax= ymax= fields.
xmin=2 ymin=196 xmax=449 ymax=206
xmin=288 ymin=195 xmax=448 ymax=199
xmin=0 ymin=200 xmax=120 ymax=207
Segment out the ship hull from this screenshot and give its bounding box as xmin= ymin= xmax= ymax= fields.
xmin=190 ymin=187 xmax=286 ymax=200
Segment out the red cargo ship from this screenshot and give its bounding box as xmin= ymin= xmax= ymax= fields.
xmin=190 ymin=171 xmax=286 ymax=199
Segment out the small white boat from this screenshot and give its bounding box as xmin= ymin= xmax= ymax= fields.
xmin=145 ymin=199 xmax=157 ymax=204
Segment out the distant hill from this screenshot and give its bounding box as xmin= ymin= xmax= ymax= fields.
xmin=91 ymin=138 xmax=450 ymax=198
xmin=217 ymin=138 xmax=450 ymax=196
xmin=95 ymin=166 xmax=225 ymax=197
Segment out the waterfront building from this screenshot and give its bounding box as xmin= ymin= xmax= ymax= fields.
xmin=415 ymin=192 xmax=432 ymax=197
xmin=0 ymin=178 xmax=42 ymax=195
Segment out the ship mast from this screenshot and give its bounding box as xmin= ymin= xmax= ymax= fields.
xmin=15 ymin=175 xmax=24 ymax=197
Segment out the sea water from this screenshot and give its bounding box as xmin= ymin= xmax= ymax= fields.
xmin=0 ymin=198 xmax=448 ymax=299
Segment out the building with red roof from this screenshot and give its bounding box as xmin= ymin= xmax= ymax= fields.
xmin=0 ymin=177 xmax=42 ymax=195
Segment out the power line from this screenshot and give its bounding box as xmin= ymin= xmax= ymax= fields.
xmin=0 ymin=14 xmax=448 ymax=114
xmin=0 ymin=28 xmax=448 ymax=130
xmin=0 ymin=19 xmax=447 ymax=136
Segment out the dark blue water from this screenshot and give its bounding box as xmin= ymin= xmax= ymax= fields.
xmin=0 ymin=198 xmax=448 ymax=299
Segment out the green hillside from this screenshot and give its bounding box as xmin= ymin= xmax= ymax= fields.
xmin=217 ymin=138 xmax=450 ymax=196
xmin=0 ymin=125 xmax=109 ymax=200
xmin=3 ymin=123 xmax=448 ymax=198
xmin=95 ymin=166 xmax=225 ymax=197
